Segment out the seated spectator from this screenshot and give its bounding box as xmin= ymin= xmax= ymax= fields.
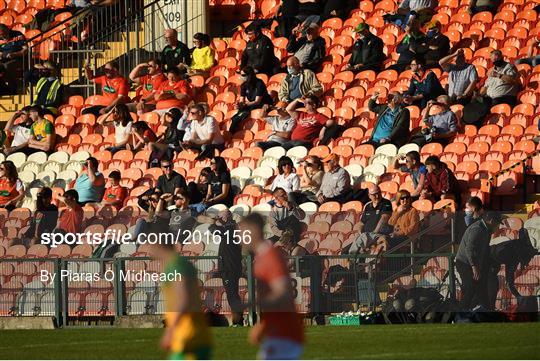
xmin=316 ymin=154 xmax=351 ymax=204
xmin=365 ymin=91 xmax=410 ymax=148
xmin=421 ymin=155 xmax=461 ymax=205
xmin=255 ymin=102 xmax=296 ymax=151
xmin=190 ymin=156 xmax=233 ymax=214
xmin=321 ymin=0 xmax=355 ymax=21
xmin=130 ymin=121 xmax=157 ymax=152
xmin=282 ymin=96 xmax=337 ymax=150
xmin=167 ymin=190 xmax=197 ymax=234
xmin=229 ymin=66 xmax=273 ymax=134
xmin=187 ymin=167 xmax=212 ymax=204
xmin=392 ymin=151 xmax=427 ymax=199
xmin=269 ymin=156 xmax=301 ymax=194
xmin=24 ymin=61 xmax=64 ymax=116
xmin=99 ymin=104 xmax=133 ymax=154
xmin=20 ymin=187 xmax=58 ymax=247
xmin=275 ymin=0 xmax=300 ymax=38
xmin=269 ymin=187 xmax=306 ymax=244
xmin=101 ymin=170 xmax=127 ymax=210
xmin=74 ymin=157 xmax=106 ymax=205
xmin=384 ymin=0 xmax=436 ymax=28
xmin=55 ymin=190 xmax=84 ymax=234
xmin=463 ymin=50 xmax=521 ymax=126
xmin=468 ymin=0 xmax=501 ymax=14
xmin=287 ymin=23 xmax=326 ymax=73
xmin=82 ymin=61 xmax=129 ymax=117
xmin=182 ymin=103 xmax=225 ymax=161
xmin=161 ymin=28 xmax=190 ymax=71
xmin=26 ymin=106 xmax=55 ymax=155
xmin=278 ymin=56 xmax=323 ymax=102
xmin=127 ymin=59 xmax=166 ymax=114
xmin=516 ymin=36 xmax=540 ymax=67
xmin=344 ymin=23 xmax=385 ymax=73
xmin=388 ymin=20 xmax=428 ymax=73
xmin=138 ymin=158 xmax=187 ymax=212
xmin=0 ymin=24 xmax=27 ymax=88
xmin=404 ymin=57 xmax=446 ymax=108
xmin=289 ymin=155 xmax=324 ymax=204
xmin=153 ymin=67 xmax=192 ymax=113
xmin=2 ymin=107 xmax=33 ymax=155
xmin=240 ymin=24 xmax=278 ymax=75
xmin=189 ymin=32 xmax=215 ymax=76
xmin=375 ymin=190 xmax=420 ymax=251
xmin=275 ymin=229 xmax=308 ymax=259
xmin=410 ymin=95 xmax=457 ymax=146
xmin=439 ymin=49 xmax=479 ymax=105
xmin=464 ymin=196 xmax=484 ymax=227
xmin=424 ymin=21 xmax=450 ymax=69
xmin=348 ymin=185 xmax=393 ymax=254
xmin=0 ymin=160 xmax=24 ymax=211
xmin=149 ymin=108 xmax=184 ymax=166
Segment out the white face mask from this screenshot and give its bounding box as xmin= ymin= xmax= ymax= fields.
xmin=287 ymin=67 xmax=298 ymax=75
xmin=240 ymin=75 xmax=247 ymax=82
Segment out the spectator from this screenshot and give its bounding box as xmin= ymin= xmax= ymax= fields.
xmin=348 ymin=185 xmax=393 ymax=254
xmin=269 ymin=187 xmax=306 ymax=243
xmin=130 ymin=121 xmax=157 ymax=152
xmin=289 ymin=155 xmax=324 ymax=204
xmin=463 ymin=50 xmax=521 ymax=126
xmin=423 ymin=21 xmax=450 ymax=69
xmin=255 ymin=102 xmax=296 ymax=151
xmin=101 ymin=170 xmax=127 ymax=210
xmin=0 ymin=24 xmax=27 ymax=87
xmin=468 ymin=0 xmax=501 ymax=14
xmin=25 ymin=61 xmax=65 ymax=116
xmin=464 ymin=196 xmax=484 ymax=227
xmin=278 ymin=56 xmax=323 ymax=102
xmin=167 ymin=190 xmax=197 ymax=234
xmin=229 ymin=66 xmax=273 ymax=134
xmin=152 ymin=67 xmax=192 ymax=113
xmin=21 ymin=187 xmax=58 ymax=247
xmin=439 ymin=49 xmax=479 ymax=105
xmin=282 ymin=96 xmax=338 ymax=150
xmin=26 ymin=106 xmax=55 ymax=155
xmin=516 ymin=36 xmax=540 ymax=67
xmin=182 ymin=103 xmax=225 ymax=161
xmin=190 ymin=156 xmax=233 ymax=214
xmin=98 ymin=104 xmax=133 ymax=154
xmin=2 ymin=107 xmax=33 ymax=155
xmin=0 ymin=160 xmax=24 ymax=211
xmin=127 ymin=59 xmax=166 ymax=114
xmin=82 ymin=61 xmax=129 ymax=117
xmin=321 ymin=0 xmax=355 ymax=21
xmin=388 ymin=20 xmax=428 ymax=73
xmin=421 ymin=155 xmax=461 ymax=205
xmin=316 ymin=154 xmax=351 ymax=204
xmin=365 ymin=91 xmax=410 ymax=148
xmin=161 ymin=28 xmax=190 ymax=71
xmin=275 ymin=0 xmax=299 ymax=38
xmin=392 ymin=151 xmax=427 ymax=199
xmin=378 ymin=190 xmax=420 ymax=250
xmin=410 ymin=95 xmax=457 ymax=146
xmin=240 ymin=24 xmax=278 ymax=75
xmin=74 ymin=157 xmax=106 ymax=205
xmin=187 ymin=167 xmax=212 ymax=205
xmin=287 ymin=23 xmax=326 ymax=73
xmin=344 ymin=23 xmax=386 ymax=73
xmin=275 ymin=229 xmax=308 ymax=259
xmin=269 ymin=156 xmax=301 ymax=194
xmin=149 ymin=108 xmax=184 ymax=166
xmin=404 ymin=57 xmax=446 ymax=108
xmin=455 ymin=211 xmax=503 ymax=310
xmin=138 ymin=158 xmax=186 ymax=212
xmin=189 ymin=32 xmax=215 ymax=76
xmin=55 ymin=189 xmax=84 ymax=234
xmin=384 ymin=0 xmax=436 ymax=28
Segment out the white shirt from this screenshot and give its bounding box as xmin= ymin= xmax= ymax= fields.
xmin=114 ymin=121 xmax=132 ymax=145
xmin=270 ymin=173 xmax=301 ymax=193
xmin=188 ymin=116 xmax=224 ymax=145
xmin=11 ymin=125 xmax=32 ymax=147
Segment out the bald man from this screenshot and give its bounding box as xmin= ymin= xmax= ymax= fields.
xmin=161 ymin=28 xmax=190 ymax=71
xmin=278 ymin=56 xmax=323 ymax=102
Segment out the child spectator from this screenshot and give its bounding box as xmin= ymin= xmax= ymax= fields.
xmin=101 ymin=170 xmax=127 ymax=210
xmin=56 ymin=189 xmax=84 ymax=234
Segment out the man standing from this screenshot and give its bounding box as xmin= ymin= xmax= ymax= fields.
xmin=287 ymin=23 xmax=326 ymax=72
xmin=239 ymin=213 xmax=304 ymax=360
xmin=161 ymin=29 xmax=190 ymax=71
xmin=439 ymin=49 xmax=479 ymax=105
xmin=366 ymin=91 xmax=410 ymax=148
xmin=344 ymin=23 xmax=386 ymax=73
xmin=455 ymin=211 xmax=503 ymax=310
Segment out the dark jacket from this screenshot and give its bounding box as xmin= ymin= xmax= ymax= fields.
xmin=241 ymin=34 xmax=278 ymax=75
xmin=286 ymin=35 xmax=326 ymax=72
xmin=456 ymin=219 xmax=491 ymax=268
xmin=396 ymin=32 xmax=428 ymax=65
xmin=406 ymin=70 xmax=446 ymax=108
xmin=321 ymin=0 xmax=356 ymax=20
xmin=368 ymin=98 xmax=410 ymax=147
xmin=349 ymin=33 xmax=386 ymax=70
xmin=425 ymin=32 xmax=450 ymax=65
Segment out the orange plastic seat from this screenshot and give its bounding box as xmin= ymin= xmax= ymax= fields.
xmin=308 ymin=145 xmax=331 ymax=159
xmin=478 ymin=124 xmax=501 ymax=137
xmin=443 ymin=142 xmax=467 ymax=155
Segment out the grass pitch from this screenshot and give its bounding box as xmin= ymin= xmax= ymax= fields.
xmin=1 ymin=323 xmax=539 ymax=359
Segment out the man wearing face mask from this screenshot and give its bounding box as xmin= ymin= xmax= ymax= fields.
xmin=455 ymin=211 xmax=503 ymax=310
xmin=440 ymin=49 xmax=479 ymax=105
xmin=278 ymin=56 xmax=323 ymax=102
xmin=286 ymin=22 xmax=326 ymax=72
xmin=344 ymin=23 xmax=386 ymax=73
xmin=365 ymin=91 xmax=410 ymax=148
xmin=24 ymin=61 xmax=64 ymax=116
xmin=423 ymin=21 xmax=450 ymax=69
xmin=464 ymin=196 xmax=484 ymax=228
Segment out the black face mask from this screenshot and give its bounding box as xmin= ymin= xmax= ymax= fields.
xmin=493 ymin=59 xmax=505 ymax=67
